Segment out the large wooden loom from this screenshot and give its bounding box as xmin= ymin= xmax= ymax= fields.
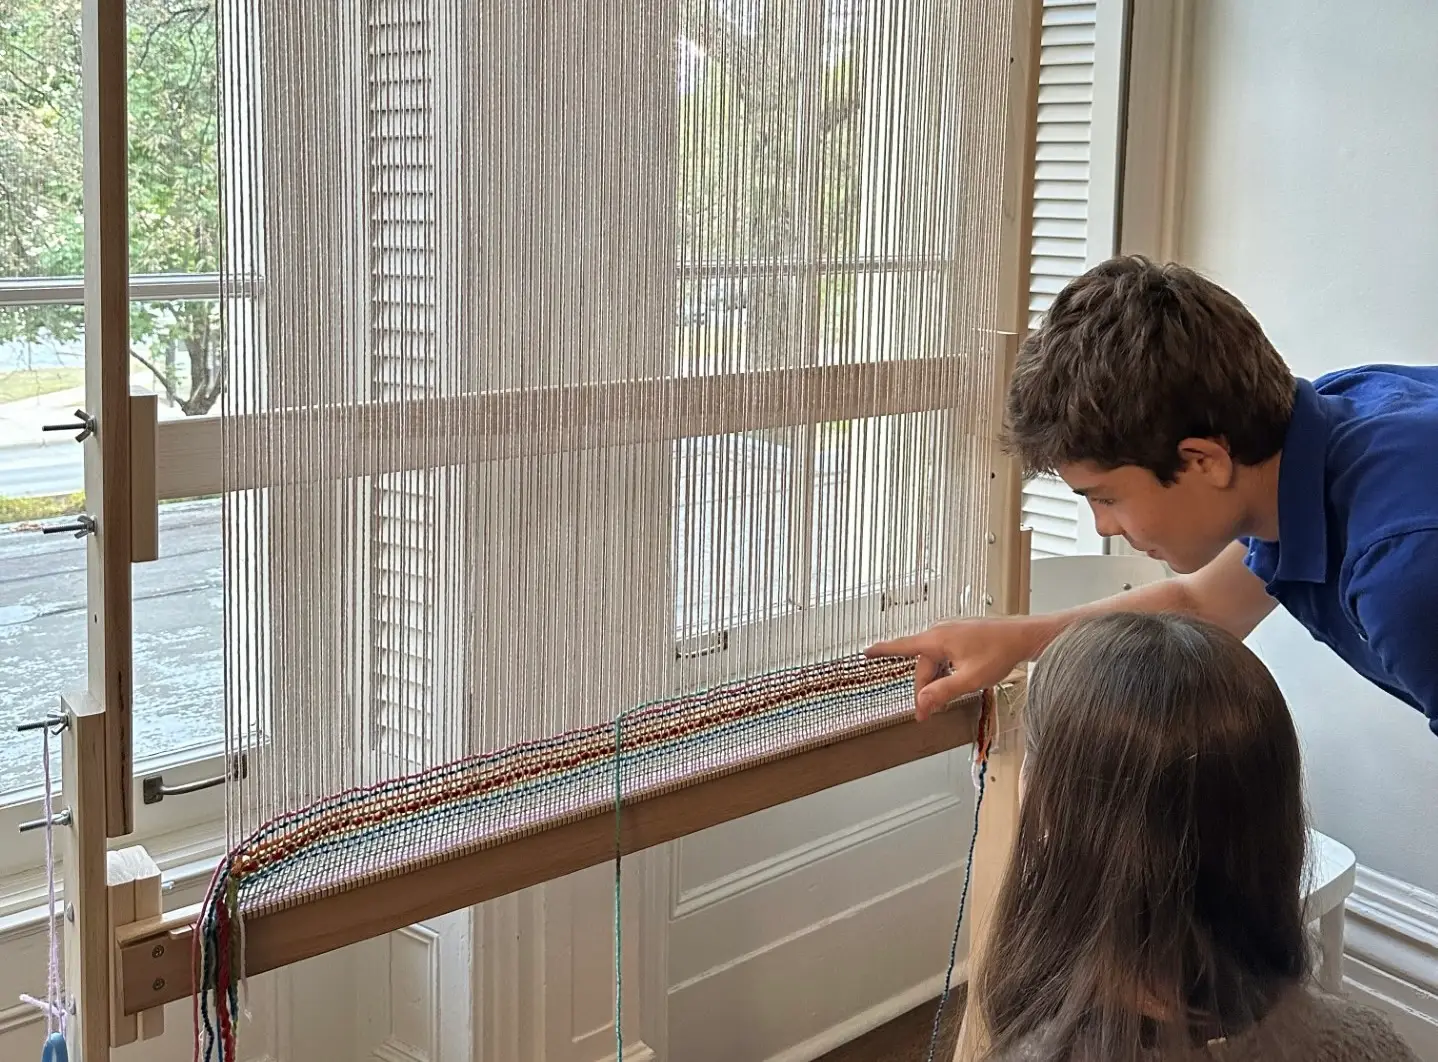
xmin=41 ymin=0 xmax=1044 ymax=1058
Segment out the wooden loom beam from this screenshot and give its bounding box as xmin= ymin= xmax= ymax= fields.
xmin=114 ymin=692 xmax=997 ymax=1016
xmin=152 ymin=356 xmax=977 ymax=500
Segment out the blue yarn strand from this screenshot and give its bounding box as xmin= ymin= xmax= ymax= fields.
xmin=613 ymin=709 xmax=627 ymax=1062
xmin=925 ymin=756 xmax=987 ymax=1062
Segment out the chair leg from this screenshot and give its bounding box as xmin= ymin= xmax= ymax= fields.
xmin=1318 ymin=906 xmax=1346 ymax=992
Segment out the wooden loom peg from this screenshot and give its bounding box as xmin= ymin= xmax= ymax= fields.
xmin=128 ymin=393 xmax=159 ymax=564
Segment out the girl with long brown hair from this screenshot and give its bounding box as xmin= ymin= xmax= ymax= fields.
xmin=974 ymin=612 xmax=1418 ymax=1061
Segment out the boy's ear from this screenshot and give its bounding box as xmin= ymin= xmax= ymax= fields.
xmin=1176 ymin=437 xmax=1236 ymax=487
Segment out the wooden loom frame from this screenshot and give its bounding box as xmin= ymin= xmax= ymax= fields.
xmin=48 ymin=0 xmax=1044 ymax=1058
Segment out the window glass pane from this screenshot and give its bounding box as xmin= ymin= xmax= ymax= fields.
xmin=1 ymin=304 xmax=85 ymax=796
xmin=0 ymin=305 xmax=86 ymax=499
xmin=134 ymin=499 xmax=224 ymax=761
xmin=126 ymin=0 xmax=220 ymax=276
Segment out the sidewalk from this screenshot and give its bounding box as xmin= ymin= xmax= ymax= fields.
xmin=0 ymin=374 xmax=191 ymax=499
xmin=0 ymin=372 xmax=191 ymax=450
xmin=0 ymin=384 xmax=89 ymax=450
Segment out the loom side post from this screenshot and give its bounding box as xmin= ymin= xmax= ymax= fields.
xmin=81 ymin=0 xmax=135 ymax=840
xmin=61 ymin=694 xmax=112 ymax=1062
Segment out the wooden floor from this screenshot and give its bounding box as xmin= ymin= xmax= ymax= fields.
xmin=816 ymin=989 xmax=963 ymax=1062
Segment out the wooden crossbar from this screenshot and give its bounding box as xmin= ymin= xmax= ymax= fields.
xmin=153 ymin=355 xmax=976 ymax=499
xmin=115 ymin=694 xmax=987 ymax=1016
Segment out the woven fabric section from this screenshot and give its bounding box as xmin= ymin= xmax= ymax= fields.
xmin=229 ymin=653 xmax=915 ymax=916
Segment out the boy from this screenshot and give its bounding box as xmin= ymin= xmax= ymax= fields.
xmin=868 ymin=256 xmax=1438 ymax=736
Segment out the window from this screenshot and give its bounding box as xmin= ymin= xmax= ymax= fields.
xmin=0 ymin=0 xmax=231 ymax=883
xmin=1020 ymin=0 xmax=1126 ymax=558
xmin=671 ymin=1 xmax=968 ymax=679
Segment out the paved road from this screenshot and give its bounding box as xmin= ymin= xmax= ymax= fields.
xmin=0 ymin=443 xmax=83 ymax=498
xmin=0 ymin=499 xmax=224 ymax=794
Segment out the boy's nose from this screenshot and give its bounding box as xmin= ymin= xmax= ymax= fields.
xmin=1091 ymin=509 xmax=1123 ymax=540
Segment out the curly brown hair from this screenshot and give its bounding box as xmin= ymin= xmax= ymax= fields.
xmin=1003 ymin=256 xmax=1295 ymax=483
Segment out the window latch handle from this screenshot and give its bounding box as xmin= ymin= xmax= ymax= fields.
xmin=142 ymin=753 xmax=248 ymax=805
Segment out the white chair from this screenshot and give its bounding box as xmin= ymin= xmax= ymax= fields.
xmin=1028 ymin=554 xmax=1357 ymax=992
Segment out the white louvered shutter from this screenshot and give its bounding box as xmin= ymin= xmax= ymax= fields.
xmin=367 ymin=0 xmax=445 ymax=768
xmin=1022 ymin=0 xmax=1109 ymax=557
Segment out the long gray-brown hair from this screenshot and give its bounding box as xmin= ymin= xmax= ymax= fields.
xmin=976 ymin=612 xmax=1310 ymax=1061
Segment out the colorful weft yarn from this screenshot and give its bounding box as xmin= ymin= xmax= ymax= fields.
xmin=194 ymin=654 xmax=987 ymax=1061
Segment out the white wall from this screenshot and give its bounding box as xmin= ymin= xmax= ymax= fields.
xmin=1179 ymin=12 xmax=1438 ymax=1050
xmin=1178 ymin=0 xmax=1438 ymax=895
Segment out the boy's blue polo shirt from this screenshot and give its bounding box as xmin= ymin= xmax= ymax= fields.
xmin=1242 ymin=364 xmax=1438 ymax=736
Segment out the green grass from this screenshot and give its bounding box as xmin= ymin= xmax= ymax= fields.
xmin=0 ymin=492 xmax=86 ymax=525
xmin=0 ymin=367 xmax=85 ymax=404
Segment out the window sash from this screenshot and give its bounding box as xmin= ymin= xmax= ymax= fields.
xmin=0 ymin=273 xmax=261 ymax=307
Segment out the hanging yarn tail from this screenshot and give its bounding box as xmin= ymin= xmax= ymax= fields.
xmin=18 ymin=718 xmax=68 ymax=1061
xmin=924 ymin=687 xmax=996 ymax=1062
xmin=194 ymin=857 xmax=244 ymax=1062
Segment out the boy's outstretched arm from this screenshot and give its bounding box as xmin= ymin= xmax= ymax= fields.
xmin=867 ymin=540 xmax=1277 ymax=719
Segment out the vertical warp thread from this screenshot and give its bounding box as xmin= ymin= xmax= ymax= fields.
xmin=926 ymin=686 xmax=995 ymax=1062
xmin=18 ymin=719 xmax=68 ymax=1055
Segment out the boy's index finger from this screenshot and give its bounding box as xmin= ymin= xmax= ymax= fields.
xmin=865 ymin=633 xmax=926 ymax=659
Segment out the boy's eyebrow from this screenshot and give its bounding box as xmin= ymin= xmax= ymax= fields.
xmin=1070 ymin=485 xmax=1092 ymax=497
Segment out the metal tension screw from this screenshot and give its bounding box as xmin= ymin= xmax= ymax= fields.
xmin=42 ymin=514 xmax=96 ymax=540
xmin=15 ymin=714 xmax=69 ymax=734
xmin=152 ymin=944 xmax=165 ymax=959
xmin=152 ymin=978 xmax=166 ymax=993
xmin=41 ymin=409 xmax=97 ymax=443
